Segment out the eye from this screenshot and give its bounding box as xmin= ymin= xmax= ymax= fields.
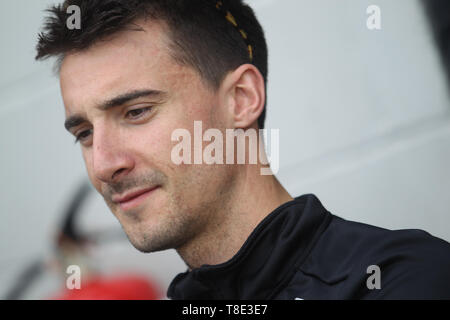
xmin=125 ymin=106 xmax=153 ymax=120
xmin=75 ymin=129 xmax=92 ymax=144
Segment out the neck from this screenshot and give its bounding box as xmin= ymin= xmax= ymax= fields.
xmin=176 ymin=163 xmax=293 ymax=270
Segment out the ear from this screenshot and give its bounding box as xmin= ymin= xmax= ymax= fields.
xmin=221 ymin=64 xmax=266 ymax=129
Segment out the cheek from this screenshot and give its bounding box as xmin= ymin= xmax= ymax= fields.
xmin=82 ymin=150 xmax=102 ymax=193
xmin=132 ymin=122 xmax=173 ymax=166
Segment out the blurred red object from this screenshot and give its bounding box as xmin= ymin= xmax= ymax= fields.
xmin=52 ymin=274 xmax=162 ymax=300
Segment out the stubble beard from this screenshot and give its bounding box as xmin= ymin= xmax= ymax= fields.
xmin=106 ymin=165 xmax=237 ymax=257
xmin=120 ymin=197 xmax=203 ymax=254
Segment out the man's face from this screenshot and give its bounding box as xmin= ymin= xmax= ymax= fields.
xmin=60 ymin=20 xmax=236 ymax=253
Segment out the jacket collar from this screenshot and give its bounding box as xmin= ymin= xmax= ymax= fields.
xmin=167 ymin=194 xmax=332 ymax=299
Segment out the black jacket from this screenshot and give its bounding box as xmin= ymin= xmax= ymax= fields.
xmin=167 ymin=194 xmax=450 ymax=299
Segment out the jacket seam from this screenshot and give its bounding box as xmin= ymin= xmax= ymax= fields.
xmin=267 ymin=211 xmax=333 ymax=299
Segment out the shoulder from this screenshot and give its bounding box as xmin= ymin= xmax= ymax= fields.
xmin=325 ymin=214 xmax=450 ymax=264
xmin=303 ymin=215 xmax=450 ymax=299
xmin=369 ymin=228 xmax=450 ymax=299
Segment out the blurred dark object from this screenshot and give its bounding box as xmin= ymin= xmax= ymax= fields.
xmin=422 ymin=0 xmax=450 ymax=89
xmin=4 ymin=181 xmax=162 ymax=300
xmin=4 ymin=182 xmax=91 ymax=300
xmin=57 ymin=181 xmax=92 ymax=245
xmin=3 ymin=260 xmax=45 ymax=300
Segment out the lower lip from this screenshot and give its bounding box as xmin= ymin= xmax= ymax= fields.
xmin=118 ymin=187 xmax=158 ymax=211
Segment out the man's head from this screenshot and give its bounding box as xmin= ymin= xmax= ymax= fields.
xmin=36 ymin=0 xmax=268 ymax=255
xmin=36 ymin=0 xmax=268 ymax=127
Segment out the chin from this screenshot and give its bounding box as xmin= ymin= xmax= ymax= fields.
xmin=124 ymin=226 xmax=174 ymax=254
xmin=125 ymin=232 xmax=158 ymax=253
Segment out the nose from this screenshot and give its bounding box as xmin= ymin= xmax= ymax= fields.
xmin=92 ymin=126 xmax=135 ymax=183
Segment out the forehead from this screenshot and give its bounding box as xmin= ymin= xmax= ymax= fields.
xmin=59 ymin=19 xmax=190 ymax=114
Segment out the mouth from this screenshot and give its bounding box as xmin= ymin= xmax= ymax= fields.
xmin=112 ymin=186 xmax=159 ymax=211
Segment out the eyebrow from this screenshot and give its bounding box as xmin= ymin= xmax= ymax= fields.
xmin=64 ymin=89 xmax=166 ymax=132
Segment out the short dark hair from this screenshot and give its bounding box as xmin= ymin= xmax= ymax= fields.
xmin=36 ymin=0 xmax=268 ymax=129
